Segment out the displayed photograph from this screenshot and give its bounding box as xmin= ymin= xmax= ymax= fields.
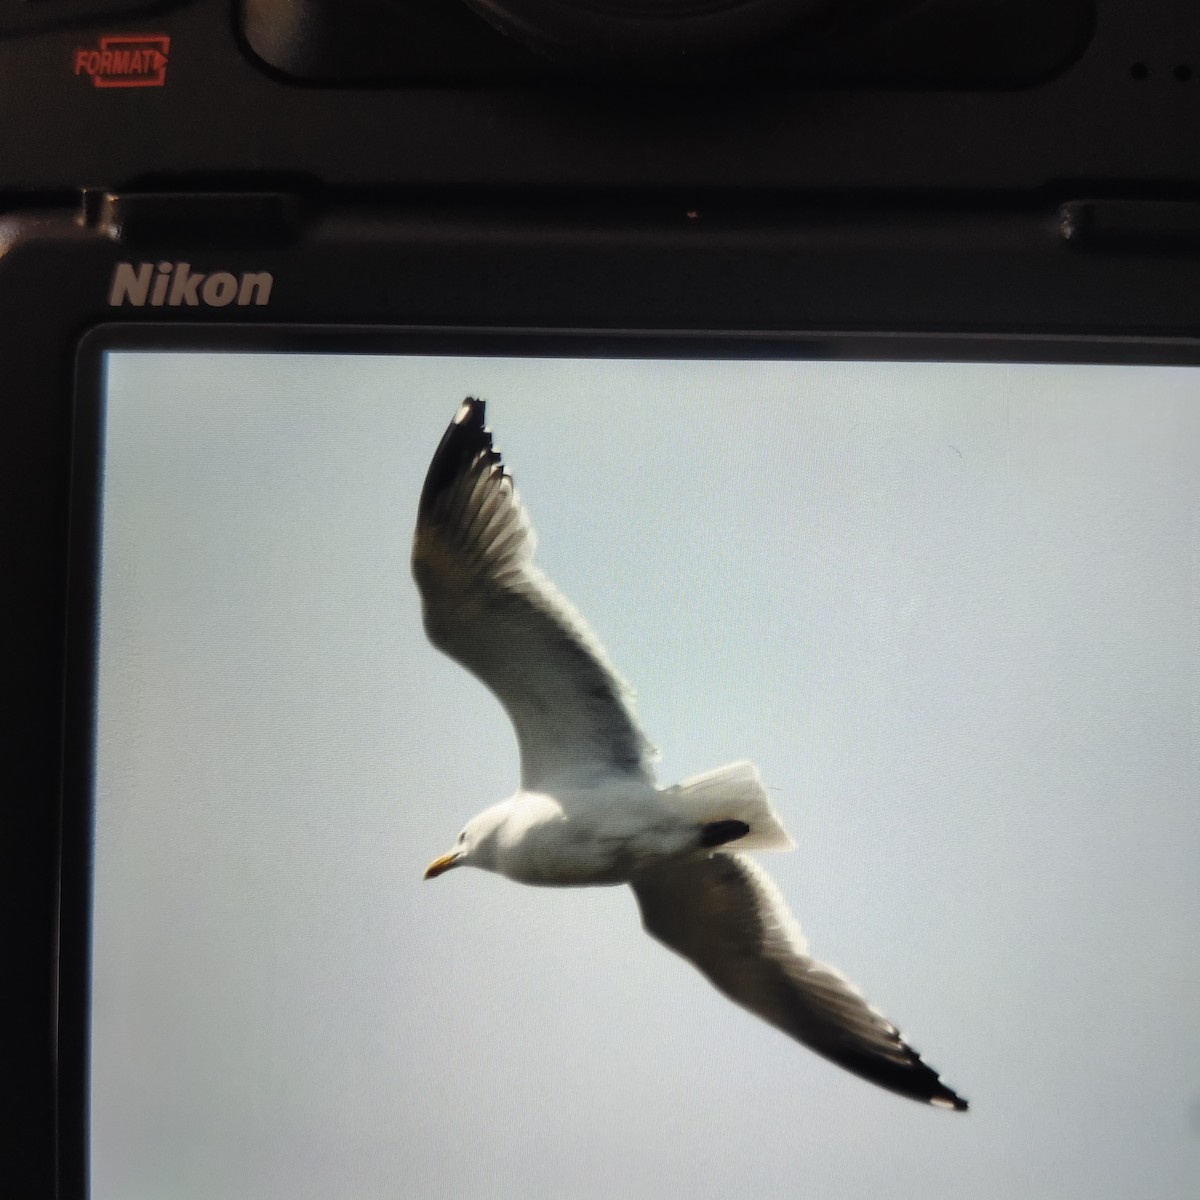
xmin=87 ymin=350 xmax=1200 ymax=1199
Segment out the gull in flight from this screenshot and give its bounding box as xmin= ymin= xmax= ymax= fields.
xmin=416 ymin=398 xmax=967 ymax=1111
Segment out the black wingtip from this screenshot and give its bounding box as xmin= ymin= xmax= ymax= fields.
xmin=930 ymin=1086 xmax=970 ymax=1113
xmin=896 ymin=1058 xmax=969 ymax=1112
xmin=418 ymin=397 xmax=493 ymax=516
xmin=835 ymin=1043 xmax=968 ymax=1111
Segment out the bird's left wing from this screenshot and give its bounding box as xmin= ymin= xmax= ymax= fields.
xmin=412 ymin=398 xmax=658 ymax=790
xmin=631 ymin=853 xmax=968 ymax=1109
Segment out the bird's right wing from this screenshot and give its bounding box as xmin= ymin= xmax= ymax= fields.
xmin=412 ymin=398 xmax=658 ymax=791
xmin=631 ymin=853 xmax=967 ymax=1110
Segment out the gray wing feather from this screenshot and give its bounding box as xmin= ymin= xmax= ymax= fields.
xmin=412 ymin=399 xmax=658 ymax=790
xmin=631 ymin=853 xmax=968 ymax=1110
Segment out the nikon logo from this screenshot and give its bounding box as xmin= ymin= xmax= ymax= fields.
xmin=108 ymin=261 xmax=273 ymax=308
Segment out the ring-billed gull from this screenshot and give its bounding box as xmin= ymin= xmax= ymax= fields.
xmin=416 ymin=397 xmax=967 ymax=1111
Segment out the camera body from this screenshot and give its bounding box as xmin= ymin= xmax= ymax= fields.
xmin=5 ymin=2 xmax=1200 ymax=1194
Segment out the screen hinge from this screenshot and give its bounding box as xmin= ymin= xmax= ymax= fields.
xmin=82 ymin=190 xmax=302 ymax=247
xmin=1058 ymin=199 xmax=1200 ymax=252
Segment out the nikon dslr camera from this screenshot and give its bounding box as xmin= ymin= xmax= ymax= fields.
xmin=4 ymin=3 xmax=1199 ymax=1198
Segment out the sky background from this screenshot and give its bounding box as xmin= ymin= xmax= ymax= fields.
xmin=89 ymin=350 xmax=1200 ymax=1200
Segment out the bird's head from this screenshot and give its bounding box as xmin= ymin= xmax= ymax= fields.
xmin=423 ymin=803 xmax=507 ymax=879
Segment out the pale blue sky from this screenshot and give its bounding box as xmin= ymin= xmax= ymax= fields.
xmin=90 ymin=351 xmax=1200 ymax=1200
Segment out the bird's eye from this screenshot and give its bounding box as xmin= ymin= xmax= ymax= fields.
xmin=457 ymin=831 xmax=465 ymax=843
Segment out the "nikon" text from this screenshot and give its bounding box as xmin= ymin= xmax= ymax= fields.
xmin=108 ymin=262 xmax=273 ymax=308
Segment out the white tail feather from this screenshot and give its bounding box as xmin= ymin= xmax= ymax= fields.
xmin=664 ymin=761 xmax=795 ymax=851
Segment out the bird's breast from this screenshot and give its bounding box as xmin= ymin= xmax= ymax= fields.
xmin=496 ymin=787 xmax=692 ymax=886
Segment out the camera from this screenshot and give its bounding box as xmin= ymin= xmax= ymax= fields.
xmin=5 ymin=3 xmax=1200 ymax=1197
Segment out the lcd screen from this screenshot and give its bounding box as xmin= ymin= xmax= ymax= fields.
xmin=79 ymin=347 xmax=1200 ymax=1199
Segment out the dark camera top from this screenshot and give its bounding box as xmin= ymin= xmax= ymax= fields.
xmin=1 ymin=1 xmax=1196 ymax=198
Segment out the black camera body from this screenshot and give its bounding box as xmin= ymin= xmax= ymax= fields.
xmin=5 ymin=3 xmax=1200 ymax=1195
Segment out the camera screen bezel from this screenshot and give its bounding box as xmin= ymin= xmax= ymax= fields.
xmin=56 ymin=318 xmax=1200 ymax=1196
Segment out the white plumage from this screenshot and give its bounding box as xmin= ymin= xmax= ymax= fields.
xmin=415 ymin=397 xmax=966 ymax=1111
